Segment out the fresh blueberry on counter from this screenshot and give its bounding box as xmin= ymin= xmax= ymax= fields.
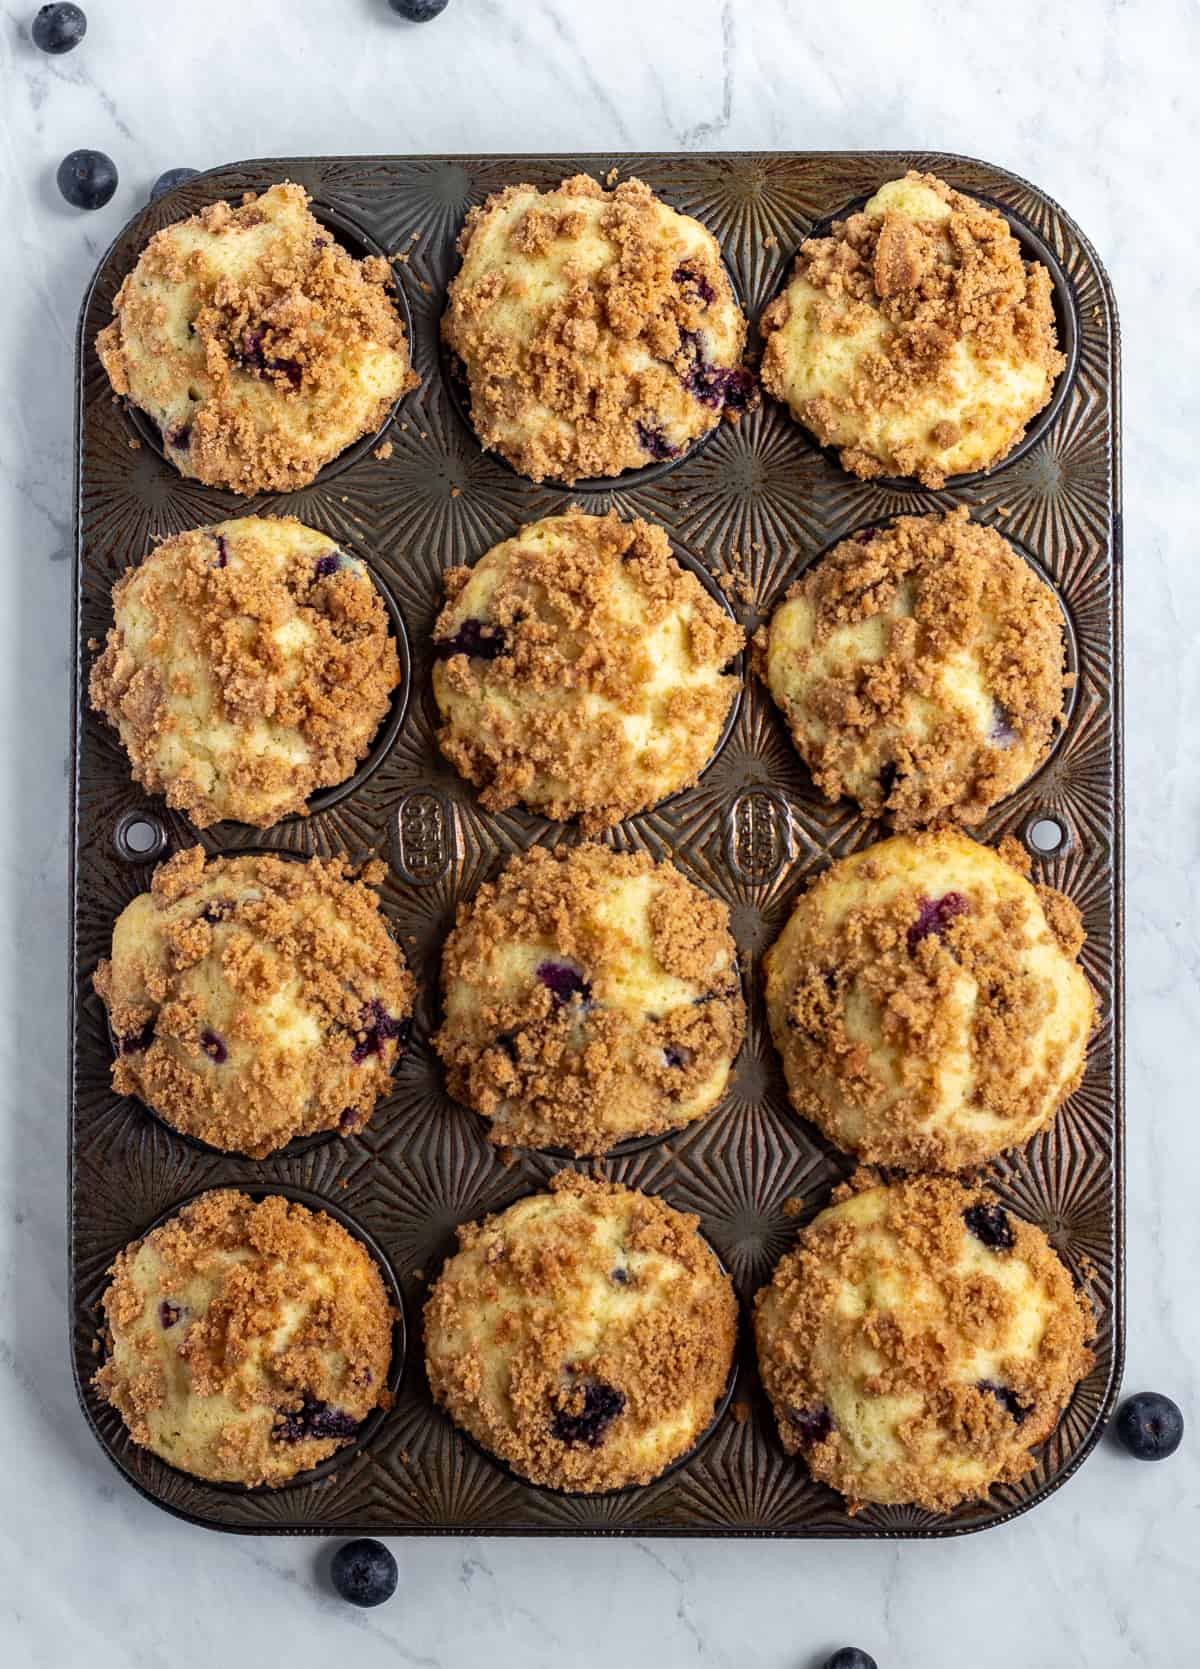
xmin=330 ymin=1538 xmax=398 ymax=1608
xmin=1114 ymin=1392 xmax=1184 ymax=1460
xmin=32 ymin=4 xmax=87 ymax=54
xmin=387 ymin=0 xmax=449 ymax=20
xmin=57 ymin=149 xmax=117 ymax=211
xmin=823 ymin=1651 xmax=877 ymax=1669
xmin=150 ymin=168 xmax=200 ymax=202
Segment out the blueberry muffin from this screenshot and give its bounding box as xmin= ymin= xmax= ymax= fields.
xmin=94 ymin=1190 xmax=394 ymax=1487
xmin=762 ymin=829 xmax=1094 ymax=1171
xmin=758 ymin=509 xmax=1066 ymax=826
xmin=432 ymin=510 xmax=743 ymax=829
xmin=754 ymin=1175 xmax=1094 ymax=1512
xmin=89 ymin=517 xmax=400 ymax=829
xmin=442 ymin=174 xmax=754 ymax=483
xmin=759 ymin=171 xmax=1065 ymax=487
xmin=96 ymin=181 xmax=417 ymax=494
xmin=434 ymin=843 xmax=745 ymax=1155
xmin=424 ymin=1172 xmax=736 ymax=1492
xmin=94 ymin=847 xmax=415 ymax=1157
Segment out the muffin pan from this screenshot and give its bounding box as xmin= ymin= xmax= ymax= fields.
xmin=70 ymin=150 xmax=1123 ymax=1537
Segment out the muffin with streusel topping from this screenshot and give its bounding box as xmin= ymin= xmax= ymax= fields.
xmin=442 ymin=174 xmax=754 ymax=483
xmin=89 ymin=516 xmax=400 ymax=829
xmin=762 ymin=829 xmax=1094 ymax=1171
xmin=95 ymin=1189 xmax=394 ymax=1487
xmin=754 ymin=1175 xmax=1094 ymax=1513
xmin=424 ymin=1172 xmax=736 ymax=1492
xmin=432 ymin=510 xmax=743 ymax=829
xmin=434 ymin=843 xmax=745 ymax=1155
xmin=94 ymin=847 xmax=415 ymax=1157
xmin=759 ymin=171 xmax=1065 ymax=487
xmin=96 ymin=181 xmax=417 ymax=494
xmin=758 ymin=508 xmax=1067 ymax=826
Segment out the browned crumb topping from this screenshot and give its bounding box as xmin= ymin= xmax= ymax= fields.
xmin=433 ymin=510 xmax=743 ymax=831
xmin=757 ymin=508 xmax=1067 ymax=826
xmin=434 ymin=844 xmax=745 ymax=1155
xmin=95 ymin=1189 xmax=393 ymax=1488
xmin=94 ymin=847 xmax=415 ymax=1157
xmin=754 ymin=1175 xmax=1094 ymax=1513
xmin=424 ymin=1172 xmax=736 ymax=1491
xmin=88 ymin=519 xmax=399 ymax=829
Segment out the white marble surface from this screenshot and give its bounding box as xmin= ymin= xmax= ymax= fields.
xmin=2 ymin=0 xmax=1198 ymax=1663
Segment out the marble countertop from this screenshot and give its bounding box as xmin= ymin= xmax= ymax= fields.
xmin=2 ymin=1 xmax=1198 ymax=1663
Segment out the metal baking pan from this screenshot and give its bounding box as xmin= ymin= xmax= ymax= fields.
xmin=69 ymin=150 xmax=1123 ymax=1537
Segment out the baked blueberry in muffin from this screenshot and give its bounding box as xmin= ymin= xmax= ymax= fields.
xmin=89 ymin=516 xmax=400 ymax=829
xmin=96 ymin=181 xmax=418 ymax=494
xmin=762 ymin=828 xmax=1094 ymax=1171
xmin=432 ymin=510 xmax=743 ymax=829
xmin=759 ymin=171 xmax=1065 ymax=487
xmin=758 ymin=508 xmax=1067 ymax=826
xmin=434 ymin=843 xmax=745 ymax=1155
xmin=753 ymin=1175 xmax=1094 ymax=1512
xmin=94 ymin=847 xmax=415 ymax=1157
xmin=424 ymin=1172 xmax=736 ymax=1491
xmin=442 ymin=174 xmax=754 ymax=483
xmin=94 ymin=1189 xmax=394 ymax=1487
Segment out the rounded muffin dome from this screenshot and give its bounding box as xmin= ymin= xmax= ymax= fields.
xmin=753 ymin=1176 xmax=1094 ymax=1512
xmin=94 ymin=1190 xmax=394 ymax=1487
xmin=89 ymin=516 xmax=400 ymax=829
xmin=432 ymin=510 xmax=743 ymax=830
xmin=96 ymin=181 xmax=417 ymax=494
xmin=442 ymin=173 xmax=754 ymax=483
xmin=434 ymin=843 xmax=746 ymax=1155
xmin=94 ymin=847 xmax=415 ymax=1157
xmin=759 ymin=171 xmax=1064 ymax=487
xmin=424 ymin=1172 xmax=736 ymax=1492
xmin=760 ymin=508 xmax=1067 ymax=827
xmin=762 ymin=829 xmax=1094 ymax=1171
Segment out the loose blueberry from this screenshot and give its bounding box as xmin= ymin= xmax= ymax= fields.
xmin=788 ymin=1404 xmax=834 ymax=1446
xmin=118 ymin=1020 xmax=155 ymax=1055
xmin=823 ymin=1650 xmax=877 ymax=1669
xmin=387 ymin=0 xmax=450 ymax=19
xmin=274 ymin=1394 xmax=359 ymax=1443
xmin=962 ymin=1202 xmax=1015 ymax=1252
xmin=331 ymin=1538 xmax=398 ymax=1609
xmin=431 ymin=617 xmax=507 ymax=661
xmin=536 ymin=959 xmax=591 ymax=1005
xmin=56 ymin=149 xmax=118 ymax=211
xmin=550 ymin=1379 xmax=625 ymax=1447
xmin=200 ymin=1029 xmax=227 ymax=1065
xmin=907 ymin=890 xmax=968 ymax=952
xmin=351 ymin=1001 xmax=411 ymax=1064
xmin=158 ymin=1300 xmax=182 ymax=1329
xmin=635 ymin=421 xmax=680 ymax=461
xmin=673 ymin=262 xmax=716 ymax=305
xmin=978 ymin=1379 xmax=1031 ymax=1424
xmin=149 ymin=167 xmax=200 ymax=202
xmin=1114 ymin=1392 xmax=1184 ymax=1460
xmin=989 ymin=701 xmax=1018 ymax=747
xmin=32 ymin=4 xmax=86 ymax=54
xmin=663 ymin=1044 xmax=693 ymax=1068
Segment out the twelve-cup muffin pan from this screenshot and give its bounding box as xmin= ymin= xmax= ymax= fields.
xmin=70 ymin=150 xmax=1123 ymax=1537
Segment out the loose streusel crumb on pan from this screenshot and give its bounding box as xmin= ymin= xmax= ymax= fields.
xmin=434 ymin=843 xmax=745 ymax=1155
xmin=95 ymin=1189 xmax=394 ymax=1487
xmin=442 ymin=174 xmax=754 ymax=483
xmin=754 ymin=1174 xmax=1094 ymax=1513
xmin=759 ymin=171 xmax=1064 ymax=487
xmin=762 ymin=828 xmax=1095 ymax=1171
xmin=94 ymin=847 xmax=414 ymax=1157
xmin=96 ymin=181 xmax=418 ymax=494
xmin=89 ymin=516 xmax=399 ymax=829
xmin=757 ymin=508 xmax=1067 ymax=827
xmin=432 ymin=509 xmax=743 ymax=830
xmin=424 ymin=1172 xmax=736 ymax=1492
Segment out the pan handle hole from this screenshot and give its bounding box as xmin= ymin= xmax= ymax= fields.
xmin=1024 ymin=813 xmax=1070 ymax=858
xmin=114 ymin=810 xmax=168 ymax=863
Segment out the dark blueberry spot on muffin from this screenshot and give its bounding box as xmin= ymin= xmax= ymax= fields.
xmin=663 ymin=1044 xmax=693 ymax=1069
xmin=851 ymin=527 xmax=875 ymax=545
xmin=119 ymin=1020 xmax=155 ymax=1055
xmin=314 ymin=551 xmax=344 ymax=578
xmin=907 ymin=891 xmax=968 ymax=952
xmin=166 ymin=422 xmax=192 ymax=450
xmin=158 ymin=1300 xmax=182 ymax=1329
xmin=878 ymin=760 xmax=899 ymax=802
xmin=989 ymin=701 xmax=1018 ymax=747
xmin=313 ymin=236 xmax=329 ymax=249
xmin=673 ymin=262 xmax=716 ymax=305
xmin=693 ymin=979 xmax=740 ymax=1006
xmin=978 ymin=1379 xmax=1032 ymax=1424
xmin=351 ymin=1001 xmax=411 ymax=1064
xmin=213 ymin=535 xmax=229 ymax=569
xmin=431 ymin=618 xmax=507 ymax=661
xmin=635 ymin=421 xmax=681 ymax=461
xmin=536 ymin=959 xmax=592 ymax=1005
xmin=201 ymin=899 xmax=233 ymax=923
xmin=610 ymin=1266 xmax=630 ymax=1286
xmin=273 ymin=1395 xmax=360 ymax=1444
xmin=237 ymin=329 xmax=302 ymax=390
xmin=963 ymin=1202 xmax=1015 ymax=1252
xmin=200 ymin=1029 xmax=228 ymax=1064
xmin=550 ymin=1379 xmax=626 ymax=1448
xmin=686 ymin=361 xmax=757 ymax=413
xmin=788 ymin=1404 xmax=834 ymax=1446
xmin=338 ymin=1107 xmax=366 ymax=1135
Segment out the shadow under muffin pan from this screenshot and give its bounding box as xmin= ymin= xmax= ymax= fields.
xmin=117 ymin=198 xmax=418 ymax=490
xmin=71 ymin=150 xmax=1122 ymax=1541
xmin=765 ymin=190 xmax=1080 ymax=495
xmin=89 ymin=1183 xmax=407 ymax=1498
